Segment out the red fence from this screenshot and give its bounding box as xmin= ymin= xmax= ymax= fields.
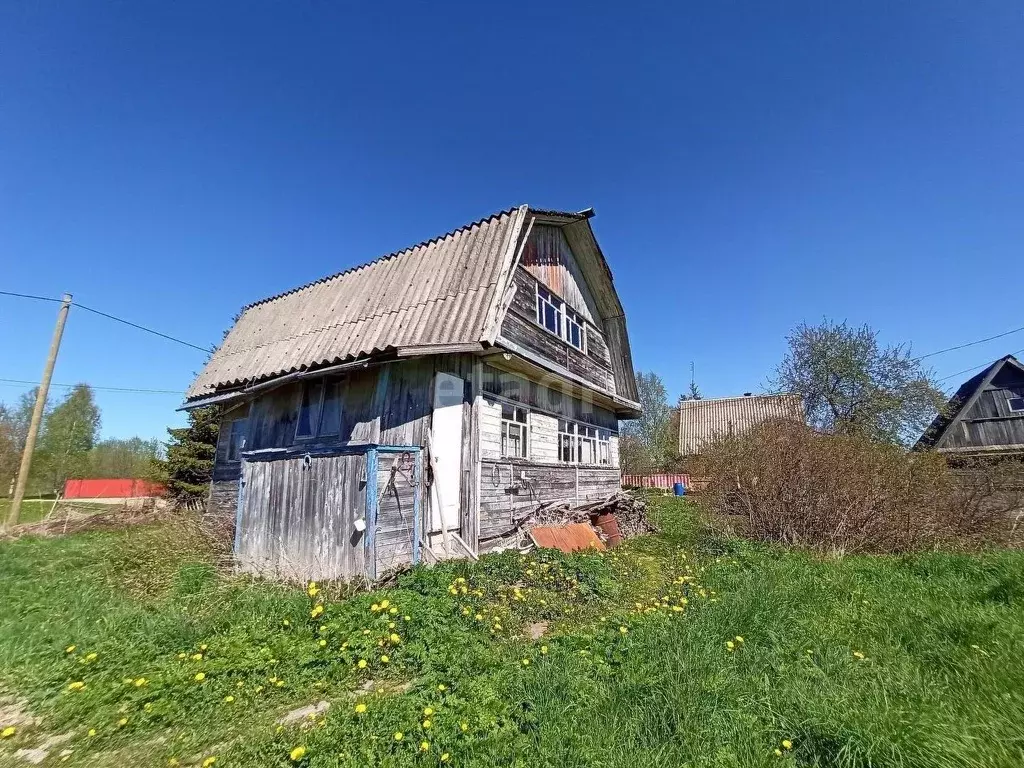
xmin=620 ymin=473 xmax=692 ymax=490
xmin=64 ymin=479 xmax=167 ymax=499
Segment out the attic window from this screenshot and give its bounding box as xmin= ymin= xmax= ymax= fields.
xmin=295 ymin=378 xmax=343 ymax=439
xmin=536 ymin=284 xmax=586 ymax=352
xmin=1009 ymin=397 xmax=1024 ymax=413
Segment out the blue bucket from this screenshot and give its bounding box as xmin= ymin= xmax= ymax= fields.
xmin=673 ymin=482 xmax=687 ymax=496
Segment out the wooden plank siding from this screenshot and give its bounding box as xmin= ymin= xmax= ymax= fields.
xmin=375 ymin=451 xmax=421 ymax=576
xmin=479 ymin=458 xmax=621 ymax=548
xmin=236 ymin=453 xmax=368 ymax=581
xmin=501 ymin=267 xmax=616 ymax=394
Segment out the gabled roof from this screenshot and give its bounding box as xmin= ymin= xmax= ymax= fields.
xmin=186 ymin=205 xmax=638 ymax=408
xmin=914 ymin=354 xmax=1024 ymax=451
xmin=678 ymin=393 xmax=804 ymax=455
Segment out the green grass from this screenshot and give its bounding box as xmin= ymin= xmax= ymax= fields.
xmin=0 ymin=498 xmax=1022 ymax=767
xmin=0 ymin=499 xmax=113 ymax=525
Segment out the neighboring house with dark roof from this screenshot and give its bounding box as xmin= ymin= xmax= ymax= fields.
xmin=183 ymin=205 xmax=639 ymax=581
xmin=915 ymin=355 xmax=1024 ymax=458
xmin=678 ymin=393 xmax=804 ymax=456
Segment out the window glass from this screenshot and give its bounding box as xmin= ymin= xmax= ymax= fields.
xmin=1009 ymin=397 xmax=1024 ymax=413
xmin=319 ymin=381 xmax=342 ymax=436
xmin=296 ymin=380 xmax=323 ymax=438
xmin=227 ymin=418 xmax=247 ymax=461
xmin=500 ymin=403 xmax=529 ymax=458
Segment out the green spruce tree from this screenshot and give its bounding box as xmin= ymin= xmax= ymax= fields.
xmin=158 ymin=407 xmax=219 ymax=509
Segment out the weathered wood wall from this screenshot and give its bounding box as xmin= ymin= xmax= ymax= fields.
xmin=944 ymin=366 xmax=1024 ymax=451
xmin=375 ymin=451 xmax=421 ymax=576
xmin=478 ymin=458 xmax=621 ymax=546
xmin=236 ymin=453 xmax=368 ymax=581
xmin=207 ymin=355 xmax=481 ymax=554
xmin=520 ymin=224 xmax=601 ymax=323
xmin=500 ymin=268 xmax=616 ymax=394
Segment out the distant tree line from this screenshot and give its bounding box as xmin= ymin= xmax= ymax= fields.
xmin=0 ymin=385 xmax=164 ymax=498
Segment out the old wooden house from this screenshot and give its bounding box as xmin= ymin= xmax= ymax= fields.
xmin=182 ymin=205 xmax=640 ymax=581
xmin=915 ymin=354 xmax=1024 ymax=458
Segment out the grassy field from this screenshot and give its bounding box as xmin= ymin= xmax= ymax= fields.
xmin=0 ymin=497 xmax=1021 ymax=767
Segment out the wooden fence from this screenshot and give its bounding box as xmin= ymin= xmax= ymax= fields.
xmin=620 ymin=473 xmax=691 ymax=490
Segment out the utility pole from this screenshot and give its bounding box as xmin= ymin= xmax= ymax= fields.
xmin=5 ymin=293 xmax=72 ymax=530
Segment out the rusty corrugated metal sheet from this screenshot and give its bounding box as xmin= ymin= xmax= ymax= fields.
xmin=678 ymin=393 xmax=804 ymax=455
xmin=187 ymin=207 xmax=528 ymax=398
xmin=529 ymin=523 xmax=606 ymax=553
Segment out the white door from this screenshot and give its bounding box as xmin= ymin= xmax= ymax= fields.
xmin=430 ymin=372 xmax=464 ymax=533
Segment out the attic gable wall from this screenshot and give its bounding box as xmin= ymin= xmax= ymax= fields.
xmin=521 ymin=225 xmax=600 ymax=322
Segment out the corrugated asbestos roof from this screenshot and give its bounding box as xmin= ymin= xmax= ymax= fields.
xmin=186 ymin=207 xmax=527 ymax=398
xmin=678 ymin=393 xmax=804 ymax=455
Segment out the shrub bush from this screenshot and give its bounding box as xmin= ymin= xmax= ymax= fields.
xmin=697 ymin=419 xmax=1022 ymax=554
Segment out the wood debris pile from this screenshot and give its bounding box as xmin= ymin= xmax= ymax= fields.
xmin=487 ymin=492 xmax=656 ymax=550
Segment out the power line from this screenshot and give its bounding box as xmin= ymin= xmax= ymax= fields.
xmin=936 ymin=347 xmax=1024 ymax=384
xmin=72 ymin=302 xmax=214 ymax=353
xmin=0 ymin=290 xmax=214 ymax=353
xmin=0 ymin=290 xmax=64 ymax=303
xmin=0 ymin=377 xmax=184 ymax=395
xmin=914 ymin=323 xmax=1024 ymax=361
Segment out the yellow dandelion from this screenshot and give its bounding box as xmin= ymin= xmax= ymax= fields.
xmin=441 ymin=753 xmax=451 ymax=763
xmin=223 ymin=695 xmax=235 ymax=703
xmin=371 ymin=603 xmax=380 ymax=612
xmin=194 ymin=672 xmax=206 ymax=682
xmin=307 ymin=582 xmax=319 ymax=597
xmin=202 ymin=758 xmax=217 ymax=768
xmin=390 ymin=633 xmax=401 ymax=644
xmin=282 ymin=619 xmax=291 ymax=627
xmin=117 ymin=718 xmax=128 ymax=727
xmin=726 ymin=641 xmax=735 ymax=651
xmin=460 ymin=722 xmax=469 ymax=732
xmin=380 ymin=599 xmax=390 ymax=609
xmin=1 ymin=726 xmax=15 ymax=739
xmin=191 ymin=653 xmax=203 ymax=661
xmin=276 ymin=679 xmax=285 ymax=687
xmin=774 ymin=748 xmax=783 ymax=757
xmin=88 ymin=729 xmax=97 ymax=737
xmin=200 ymin=644 xmax=208 ymax=651
xmin=354 ymin=703 xmax=367 ymax=714
xmin=540 ymin=645 xmax=548 ymax=654
xmin=85 ymin=652 xmax=97 ymax=662
xmin=420 ymin=741 xmax=430 ymax=752
xmin=310 ymin=604 xmax=324 ymax=618
xmin=853 ymin=651 xmax=865 ymax=660
xmin=380 ymin=655 xmax=390 ymax=663
xmin=782 ymin=739 xmax=793 ymax=750
xmin=318 ymin=639 xmax=327 ymax=647
xmin=393 ymin=731 xmax=404 ymax=741
xmin=68 ymin=681 xmax=86 ymax=691
xmin=403 ymin=615 xmax=411 ymax=621
xmin=438 ymin=684 xmax=447 ymax=692
xmin=422 ymin=719 xmax=432 ymax=729
xmin=134 ymin=678 xmax=147 ymax=687
xmin=289 ymin=745 xmax=306 ymax=761
xmin=65 ymin=645 xmax=76 ymax=654
xmin=735 ymin=636 xmax=745 ymax=644
xmin=522 ymin=659 xmax=530 ymax=666
xmin=619 ymin=626 xmax=628 ymax=634
xmin=423 ymin=706 xmax=434 ymax=716
xmin=357 ymin=659 xmax=367 ymax=669
xmin=389 ymin=606 xmax=398 ymax=614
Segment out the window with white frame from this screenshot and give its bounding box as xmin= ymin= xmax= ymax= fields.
xmin=501 ymin=403 xmax=529 ymax=459
xmin=536 ymin=284 xmax=586 ymax=352
xmin=1009 ymin=396 xmax=1024 ymax=413
xmin=558 ymin=419 xmax=612 ymax=465
xmin=536 ymin=285 xmax=563 ymax=336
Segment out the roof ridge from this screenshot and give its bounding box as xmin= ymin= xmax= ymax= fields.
xmin=238 ymin=206 xmax=523 ymax=313
xmin=680 ymin=392 xmax=801 ymax=405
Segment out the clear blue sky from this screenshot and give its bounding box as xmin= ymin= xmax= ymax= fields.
xmin=2 ymin=2 xmax=1022 ymax=441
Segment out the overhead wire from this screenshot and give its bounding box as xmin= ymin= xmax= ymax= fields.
xmin=0 ymin=289 xmax=214 ymax=353
xmin=0 ymin=378 xmax=184 ymax=395
xmin=914 ymin=324 xmax=1024 ymax=361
